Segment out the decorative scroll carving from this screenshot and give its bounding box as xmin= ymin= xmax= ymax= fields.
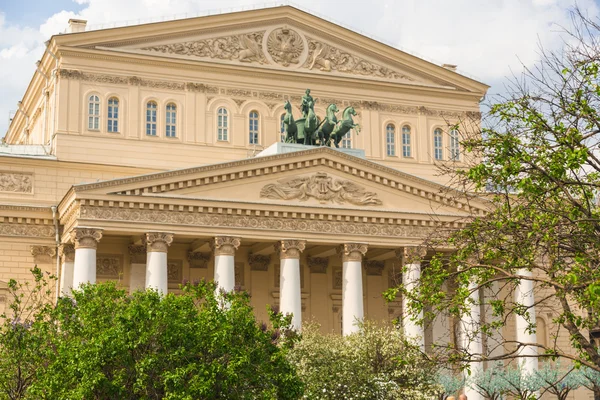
xmin=212 ymin=236 xmax=241 ymax=256
xmin=307 ymin=256 xmax=328 ymax=274
xmin=259 ymin=92 xmax=284 ymax=101
xmin=396 ymin=247 xmax=427 ymax=264
xmin=0 ymin=172 xmax=33 ymax=193
xmin=96 ymin=255 xmax=122 ymax=278
xmin=167 ymin=260 xmax=183 ymax=284
xmin=58 ymin=244 xmax=75 ymax=263
xmin=232 ymin=99 xmax=245 ymax=107
xmin=260 ymin=172 xmax=382 ymax=206
xmin=332 ymin=267 xmax=343 ymax=290
xmin=235 ymin=262 xmax=245 ymax=287
xmin=304 ymin=37 xmax=414 ymax=81
xmin=187 ymin=252 xmax=210 ymax=269
xmin=128 ymin=245 xmax=147 ymax=264
xmin=81 ymin=206 xmax=434 ymax=239
xmin=248 ymin=254 xmax=271 ymax=271
xmin=72 ymin=227 xmax=103 ymax=249
xmin=275 ymin=239 xmax=306 ymax=259
xmin=0 ymin=224 xmax=54 ymax=238
xmin=145 ymin=232 xmax=174 ymax=253
xmin=226 ymin=89 xmax=253 ymax=97
xmin=337 ymin=243 xmax=368 ymax=262
xmin=267 ymin=28 xmax=304 ymax=67
xmin=185 ymin=82 xmax=219 ymax=93
xmin=30 ymin=245 xmax=56 ymax=264
xmin=141 ymin=32 xmax=267 ymax=64
xmin=365 ymin=260 xmax=385 ymax=276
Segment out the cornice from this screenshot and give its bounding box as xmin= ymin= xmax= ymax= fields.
xmin=0 ymin=204 xmax=53 ymax=213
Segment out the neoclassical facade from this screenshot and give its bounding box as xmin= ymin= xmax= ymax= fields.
xmin=3 ymin=6 xmax=569 ymax=398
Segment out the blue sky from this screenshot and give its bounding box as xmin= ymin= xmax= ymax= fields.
xmin=1 ymin=0 xmax=599 ymax=136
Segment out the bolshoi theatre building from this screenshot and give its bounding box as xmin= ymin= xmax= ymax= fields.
xmin=1 ymin=7 xmax=558 ymax=394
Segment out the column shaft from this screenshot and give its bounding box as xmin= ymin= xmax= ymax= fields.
xmin=212 ymin=236 xmax=241 ymax=293
xmin=462 ymin=280 xmax=484 ymax=400
xmin=338 ymin=243 xmax=368 ymax=336
xmin=71 ymin=227 xmax=103 ymax=289
xmin=516 ymin=269 xmax=538 ymax=374
xmin=277 ymin=240 xmax=306 ymax=331
xmin=145 ymin=232 xmax=173 ymax=295
xmin=400 ymin=247 xmax=426 ymax=350
xmin=58 ymin=244 xmax=75 ymax=297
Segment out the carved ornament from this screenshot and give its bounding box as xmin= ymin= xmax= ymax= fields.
xmin=396 ymin=247 xmax=427 ymax=264
xmin=30 ymin=245 xmax=56 ymax=264
xmin=212 ymin=236 xmax=241 ymax=256
xmin=275 ymin=239 xmax=306 ymax=259
xmin=307 ymin=256 xmax=328 ymax=274
xmin=365 ymin=260 xmax=385 ymax=276
xmin=248 ymin=254 xmax=271 ymax=271
xmin=145 ymin=232 xmax=174 ymax=253
xmin=187 ymin=251 xmax=210 ymax=269
xmin=72 ymin=227 xmax=103 ymax=249
xmin=260 ymin=172 xmax=382 ymax=206
xmin=304 ymin=37 xmax=414 ymax=81
xmin=96 ymin=255 xmax=122 ymax=278
xmin=332 ymin=267 xmax=343 ymax=290
xmin=168 ymin=260 xmax=183 ymax=284
xmin=235 ymin=262 xmax=245 ymax=287
xmin=141 ymin=32 xmax=267 ymax=64
xmin=58 ymin=244 xmax=75 ymax=262
xmin=128 ymin=244 xmax=147 ymax=264
xmin=0 ymin=172 xmax=33 ymax=193
xmin=267 ymin=28 xmax=304 ymax=67
xmin=337 ymin=243 xmax=368 ymax=262
xmin=0 ymin=224 xmax=54 ymax=238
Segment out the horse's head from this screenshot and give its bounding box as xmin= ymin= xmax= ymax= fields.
xmin=343 ymin=106 xmax=357 ymax=118
xmin=327 ymin=103 xmax=339 ymax=114
xmin=284 ymin=100 xmax=292 ymax=112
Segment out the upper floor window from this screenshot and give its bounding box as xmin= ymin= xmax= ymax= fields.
xmin=88 ymin=95 xmax=100 ymax=130
xmin=386 ymin=124 xmax=396 ymax=156
xmin=217 ymin=107 xmax=229 ymax=141
xmin=433 ymin=128 xmax=443 ymax=160
xmin=107 ymin=97 xmax=119 ymax=133
xmin=146 ymin=101 xmax=157 ymax=136
xmin=249 ymin=111 xmax=259 ymax=145
xmin=166 ymin=103 xmax=177 ymax=138
xmin=341 ymin=132 xmax=352 ymax=149
xmin=280 ymin=113 xmax=286 ymax=142
xmin=402 ymin=125 xmax=412 ymax=158
xmin=449 ymin=129 xmax=460 ymax=160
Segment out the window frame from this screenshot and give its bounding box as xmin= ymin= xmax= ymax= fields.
xmin=107 ymin=97 xmax=119 ymax=133
xmin=433 ymin=128 xmax=443 ymax=161
xmin=165 ymin=102 xmax=177 ymax=138
xmin=341 ymin=131 xmax=352 ymax=149
xmin=449 ymin=129 xmax=460 ymax=161
xmin=146 ymin=100 xmax=158 ymax=137
xmin=87 ymin=94 xmax=100 ymax=131
xmin=217 ymin=107 xmax=229 ymax=142
xmin=249 ymin=110 xmax=260 ymax=145
xmin=386 ymin=123 xmax=396 ymax=156
xmin=402 ymin=125 xmax=412 ymax=158
xmin=280 ymin=113 xmax=286 ymax=142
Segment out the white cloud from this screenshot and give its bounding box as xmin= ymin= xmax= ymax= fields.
xmin=0 ymin=0 xmax=597 ymax=135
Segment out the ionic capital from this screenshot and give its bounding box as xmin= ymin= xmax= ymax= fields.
xmin=72 ymin=227 xmax=103 ymax=250
xmin=30 ymin=245 xmax=56 ymax=264
xmin=337 ymin=243 xmax=368 ymax=263
xmin=276 ymin=239 xmax=306 ymax=259
xmin=211 ymin=236 xmax=241 ymax=256
xmin=396 ymin=246 xmax=427 ymax=264
xmin=187 ymin=251 xmax=210 ymax=268
xmin=58 ymin=244 xmax=75 ymax=262
xmin=128 ymin=244 xmax=147 ymax=263
xmin=307 ymin=256 xmax=328 ymax=273
xmin=248 ymin=253 xmax=271 ymax=271
xmin=145 ymin=232 xmax=174 ymax=253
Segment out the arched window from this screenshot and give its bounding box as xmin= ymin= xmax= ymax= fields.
xmin=433 ymin=128 xmax=443 ymax=160
xmin=386 ymin=124 xmax=396 ymax=156
xmin=249 ymin=111 xmax=259 ymax=145
xmin=402 ymin=125 xmax=412 ymax=158
xmin=280 ymin=113 xmax=286 ymax=142
xmin=146 ymin=101 xmax=157 ymax=136
xmin=107 ymin=97 xmax=119 ymax=133
xmin=449 ymin=129 xmax=460 ymax=160
xmin=341 ymin=131 xmax=352 ymax=149
xmin=165 ymin=103 xmax=177 ymax=137
xmin=217 ymin=107 xmax=229 ymax=141
xmin=88 ymin=95 xmax=100 ymax=130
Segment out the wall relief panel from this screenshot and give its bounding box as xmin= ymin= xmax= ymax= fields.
xmin=96 ymin=254 xmax=123 ymax=279
xmin=0 ymin=172 xmax=33 ymax=193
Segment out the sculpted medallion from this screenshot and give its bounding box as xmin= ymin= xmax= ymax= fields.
xmin=260 ymin=172 xmax=382 ymax=206
xmin=266 ymin=28 xmax=304 ymax=67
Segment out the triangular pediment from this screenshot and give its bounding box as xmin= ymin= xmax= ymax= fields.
xmin=69 ymin=147 xmax=488 ymax=217
xmin=54 ymin=6 xmax=487 ymax=93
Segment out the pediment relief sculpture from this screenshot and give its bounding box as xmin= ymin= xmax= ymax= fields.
xmin=266 ymin=28 xmax=304 ymax=66
xmin=260 ymin=172 xmax=382 ymax=206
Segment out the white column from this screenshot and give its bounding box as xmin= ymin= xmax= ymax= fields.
xmin=212 ymin=236 xmax=241 ymax=293
xmin=339 ymin=243 xmax=368 ymax=336
xmin=276 ymin=239 xmax=306 ymax=331
xmin=399 ymin=247 xmax=426 ymax=350
xmin=128 ymin=244 xmax=146 ymax=294
xmin=71 ymin=227 xmax=103 ymax=289
xmin=145 ymin=232 xmax=174 ymax=295
xmin=516 ymin=268 xmax=538 ymax=374
xmin=58 ymin=244 xmax=75 ymax=297
xmin=462 ymin=279 xmax=484 ymax=400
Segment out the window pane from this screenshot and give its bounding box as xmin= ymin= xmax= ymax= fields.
xmin=434 ymin=129 xmax=443 ymax=160
xmin=249 ymin=111 xmax=259 ymax=144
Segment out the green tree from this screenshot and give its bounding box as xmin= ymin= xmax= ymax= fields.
xmin=0 ymin=269 xmax=302 ymax=399
xmin=533 ymin=361 xmax=582 ymax=400
xmin=388 ymin=7 xmax=600 ymax=373
xmin=288 ymin=322 xmax=440 ymax=400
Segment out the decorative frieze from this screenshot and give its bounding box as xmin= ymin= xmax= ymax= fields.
xmin=145 ymin=232 xmax=174 ymax=253
xmin=307 ymin=256 xmax=328 ymax=274
xmin=30 ymin=245 xmax=56 ymax=264
xmin=337 ymin=243 xmax=368 ymax=263
xmin=72 ymin=227 xmax=103 ymax=249
xmin=185 ymin=82 xmax=219 ymax=93
xmin=96 ymin=255 xmax=123 ymax=278
xmin=248 ymin=254 xmax=271 ymax=271
xmin=275 ymin=239 xmax=306 ymax=259
xmin=128 ymin=244 xmax=147 ymax=264
xmin=397 ymin=246 xmax=427 ymax=264
xmin=187 ymin=251 xmax=210 ymax=268
xmin=365 ymin=260 xmax=385 ymax=276
xmin=58 ymin=244 xmax=75 ymax=262
xmin=167 ymin=260 xmax=183 ymax=284
xmin=0 ymin=224 xmax=54 ymax=238
xmin=260 ymin=172 xmax=382 ymax=206
xmin=0 ymin=172 xmax=33 ymax=193
xmin=211 ymin=236 xmax=241 ymax=256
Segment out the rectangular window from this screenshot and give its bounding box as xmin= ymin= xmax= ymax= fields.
xmin=449 ymin=130 xmax=460 ymax=160
xmin=342 ymin=132 xmax=352 ymax=149
xmin=218 ymin=114 xmax=228 ymax=141
xmin=402 ymin=132 xmax=411 ymax=158
xmin=386 ymin=131 xmax=395 ymax=156
xmin=434 ymin=129 xmax=443 ymax=160
xmin=107 ymin=99 xmax=119 ymax=133
xmin=166 ymin=105 xmax=176 ymax=138
xmin=146 ymin=107 xmax=157 ymax=136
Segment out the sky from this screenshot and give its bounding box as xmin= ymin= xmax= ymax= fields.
xmin=1 ymin=0 xmax=599 ymax=136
